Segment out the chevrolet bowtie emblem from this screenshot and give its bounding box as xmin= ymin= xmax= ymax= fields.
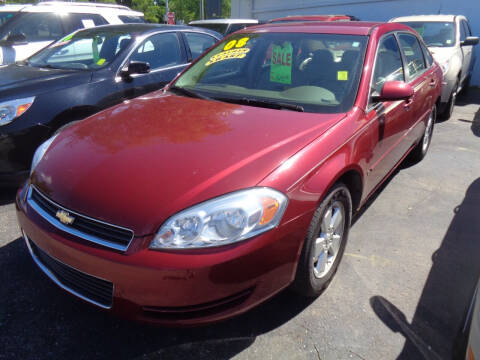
xmin=56 ymin=210 xmax=75 ymax=225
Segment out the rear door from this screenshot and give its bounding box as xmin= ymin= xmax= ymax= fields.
xmin=116 ymin=31 xmax=188 ymax=100
xmin=397 ymin=32 xmax=434 ymax=147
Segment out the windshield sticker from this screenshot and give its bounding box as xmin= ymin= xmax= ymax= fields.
xmin=97 ymin=58 xmax=106 ymax=65
xmin=223 ymin=37 xmax=250 ymax=50
xmin=205 ymin=48 xmax=250 ymax=66
xmin=59 ymin=34 xmax=74 ymax=43
xmin=204 ymin=37 xmax=251 ymax=66
xmin=270 ymin=42 xmax=293 ymax=84
xmin=337 ymin=71 xmax=348 ymax=81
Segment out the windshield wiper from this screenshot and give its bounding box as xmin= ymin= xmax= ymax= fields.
xmin=218 ymin=97 xmax=304 ymax=112
xmin=168 ymin=85 xmax=211 ymax=100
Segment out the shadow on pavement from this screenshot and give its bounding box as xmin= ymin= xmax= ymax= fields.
xmin=0 ymin=236 xmax=316 ymax=360
xmin=370 ymin=178 xmax=480 ymax=359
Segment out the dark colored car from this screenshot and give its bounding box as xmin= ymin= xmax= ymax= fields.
xmin=268 ymin=15 xmax=360 ymax=23
xmin=17 ymin=21 xmax=441 ymax=326
xmin=0 ymin=23 xmax=221 ymax=185
xmin=188 ymin=19 xmax=260 ymax=36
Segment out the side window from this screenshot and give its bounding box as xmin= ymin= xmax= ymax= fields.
xmin=465 ymin=20 xmax=473 ymax=36
xmin=420 ymin=40 xmax=433 ymax=67
xmin=184 ymin=32 xmax=217 ymax=60
xmin=10 ymin=13 xmax=64 ymax=42
xmin=227 ymin=23 xmax=246 ymax=34
xmin=129 ymin=32 xmax=183 ymax=71
xmin=459 ymin=20 xmax=467 ymax=42
xmin=118 ymin=15 xmax=145 ymax=24
xmin=68 ymin=14 xmax=108 ymax=31
xmin=371 ymin=35 xmax=405 ymax=96
xmin=397 ymin=33 xmax=426 ymax=80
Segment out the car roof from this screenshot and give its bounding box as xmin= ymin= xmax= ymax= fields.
xmin=20 ymin=1 xmax=143 ymax=16
xmin=269 ymin=15 xmax=355 ymax=22
xmin=73 ymin=23 xmax=222 ymax=39
xmin=390 ymin=15 xmax=457 ymax=22
xmin=189 ymin=18 xmax=259 ymax=25
xmin=243 ymin=21 xmax=387 ymax=36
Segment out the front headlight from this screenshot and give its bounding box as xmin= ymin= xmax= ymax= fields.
xmin=150 ymin=188 xmax=288 ymax=250
xmin=30 ymin=134 xmax=58 ymax=174
xmin=0 ymin=96 xmax=35 ymax=126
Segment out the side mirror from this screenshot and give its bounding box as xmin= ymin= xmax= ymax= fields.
xmin=461 ymin=36 xmax=479 ymax=46
xmin=372 ymin=81 xmax=414 ymax=102
xmin=6 ymin=32 xmax=27 ymax=45
xmin=120 ymin=61 xmax=151 ymax=80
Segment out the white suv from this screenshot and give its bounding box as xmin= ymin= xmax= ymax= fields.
xmin=390 ymin=15 xmax=479 ymax=119
xmin=0 ymin=1 xmax=144 ymax=65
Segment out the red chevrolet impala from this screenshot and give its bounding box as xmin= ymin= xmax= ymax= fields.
xmin=16 ymin=21 xmax=442 ymax=325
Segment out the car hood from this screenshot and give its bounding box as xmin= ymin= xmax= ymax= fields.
xmin=0 ymin=64 xmax=90 ymax=99
xmin=428 ymin=47 xmax=455 ymax=64
xmin=32 ymin=92 xmax=346 ymax=236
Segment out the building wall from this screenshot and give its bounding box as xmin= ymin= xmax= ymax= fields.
xmin=232 ymin=0 xmax=480 ymax=85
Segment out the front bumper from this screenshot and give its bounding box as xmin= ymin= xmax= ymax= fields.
xmin=16 ymin=186 xmax=311 ymax=326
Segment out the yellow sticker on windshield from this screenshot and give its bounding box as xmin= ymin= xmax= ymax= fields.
xmin=97 ymin=58 xmax=106 ymax=65
xmin=337 ymin=71 xmax=348 ymax=81
xmin=205 ymin=48 xmax=250 ymax=66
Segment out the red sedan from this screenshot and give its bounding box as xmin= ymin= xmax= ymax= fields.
xmin=16 ymin=21 xmax=442 ymax=326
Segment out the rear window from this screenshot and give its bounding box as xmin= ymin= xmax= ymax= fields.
xmin=0 ymin=11 xmax=16 ymax=26
xmin=0 ymin=12 xmax=64 ymax=42
xmin=119 ymin=15 xmax=145 ymax=24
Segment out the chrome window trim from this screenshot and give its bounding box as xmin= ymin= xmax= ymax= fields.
xmin=27 ymin=185 xmax=134 ymax=252
xmin=23 ymin=231 xmax=113 ymax=309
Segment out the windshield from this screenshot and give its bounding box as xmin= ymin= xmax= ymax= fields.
xmin=27 ymin=28 xmax=133 ymax=70
xmin=0 ymin=11 xmax=16 ymax=26
xmin=401 ymin=21 xmax=456 ymax=47
xmin=173 ymin=32 xmax=368 ymax=113
xmin=0 ymin=12 xmax=64 ymax=43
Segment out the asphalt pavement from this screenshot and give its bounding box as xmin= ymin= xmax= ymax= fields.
xmin=1 ymin=90 xmax=479 ymax=360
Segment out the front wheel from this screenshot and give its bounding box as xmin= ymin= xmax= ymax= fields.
xmin=291 ymin=183 xmax=352 ymax=297
xmin=409 ymin=104 xmax=436 ymax=163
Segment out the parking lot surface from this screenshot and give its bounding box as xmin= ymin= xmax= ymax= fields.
xmin=1 ymin=90 xmax=479 ymax=360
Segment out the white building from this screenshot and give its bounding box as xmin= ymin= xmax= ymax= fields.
xmin=232 ymin=0 xmax=480 ymax=85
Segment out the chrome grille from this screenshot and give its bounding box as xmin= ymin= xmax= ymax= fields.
xmin=25 ymin=234 xmax=113 ymax=309
xmin=28 ymin=186 xmax=134 ymax=251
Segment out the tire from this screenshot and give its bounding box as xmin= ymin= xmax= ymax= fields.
xmin=441 ymin=80 xmax=458 ymax=120
xmin=291 ymin=183 xmax=352 ymax=297
xmin=409 ymin=104 xmax=436 ymax=163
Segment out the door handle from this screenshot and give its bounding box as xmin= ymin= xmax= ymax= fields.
xmin=404 ymin=98 xmax=413 ymax=111
xmin=429 ymin=79 xmax=436 ymax=87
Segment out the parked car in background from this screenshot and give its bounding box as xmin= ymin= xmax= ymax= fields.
xmin=0 ymin=4 xmax=26 ymax=26
xmin=390 ymin=15 xmax=479 ymax=119
xmin=17 ymin=21 xmax=441 ymax=325
xmin=0 ymin=23 xmax=221 ymax=185
xmin=188 ymin=18 xmax=259 ymax=36
xmin=268 ymin=14 xmax=360 ymax=23
xmin=0 ymin=1 xmax=144 ymax=65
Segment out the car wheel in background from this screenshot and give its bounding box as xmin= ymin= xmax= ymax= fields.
xmin=409 ymin=104 xmax=436 ymax=163
xmin=442 ymin=80 xmax=458 ymax=120
xmin=292 ymin=183 xmax=352 ymax=297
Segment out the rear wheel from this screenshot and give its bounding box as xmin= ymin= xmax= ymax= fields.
xmin=409 ymin=104 xmax=435 ymax=163
xmin=441 ymin=80 xmax=458 ymax=120
xmin=291 ymin=183 xmax=352 ymax=297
